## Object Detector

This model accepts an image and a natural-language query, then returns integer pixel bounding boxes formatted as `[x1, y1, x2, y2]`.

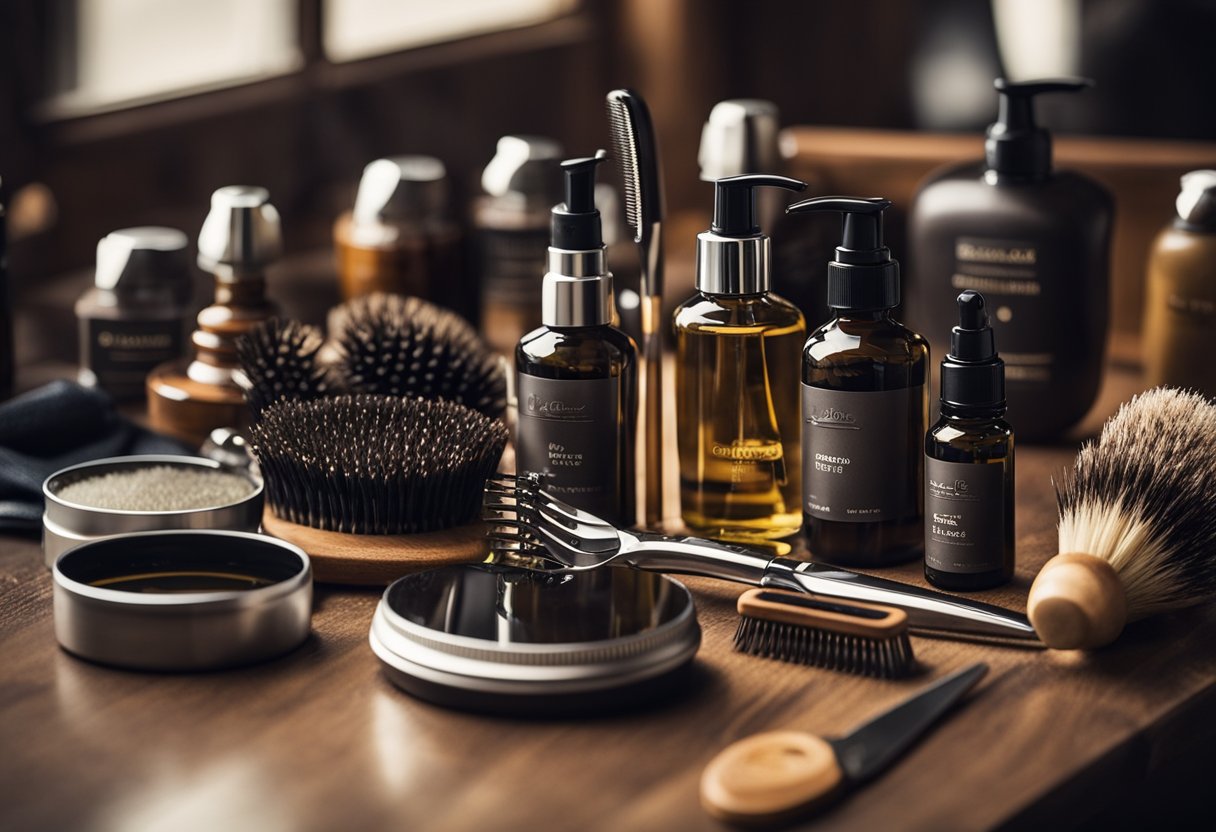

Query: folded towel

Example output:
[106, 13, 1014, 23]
[0, 381, 190, 532]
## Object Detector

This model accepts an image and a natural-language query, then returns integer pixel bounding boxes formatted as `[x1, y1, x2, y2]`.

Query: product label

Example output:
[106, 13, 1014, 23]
[801, 385, 921, 522]
[81, 317, 188, 397]
[924, 457, 1007, 574]
[516, 374, 621, 522]
[952, 235, 1053, 386]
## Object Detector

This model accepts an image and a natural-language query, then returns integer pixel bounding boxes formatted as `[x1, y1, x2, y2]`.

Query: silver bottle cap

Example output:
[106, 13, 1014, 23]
[695, 232, 771, 296]
[94, 226, 191, 302]
[542, 247, 613, 327]
[481, 135, 564, 204]
[698, 99, 781, 182]
[1177, 170, 1216, 228]
[353, 156, 448, 226]
[197, 186, 282, 273]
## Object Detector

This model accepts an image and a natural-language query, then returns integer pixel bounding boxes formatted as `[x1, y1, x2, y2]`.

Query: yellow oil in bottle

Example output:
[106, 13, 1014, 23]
[674, 294, 804, 541]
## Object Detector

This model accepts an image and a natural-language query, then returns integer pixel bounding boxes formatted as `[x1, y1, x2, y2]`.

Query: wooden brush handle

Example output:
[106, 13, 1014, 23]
[1027, 553, 1128, 649]
[262, 508, 488, 586]
[737, 589, 909, 638]
[700, 730, 845, 826]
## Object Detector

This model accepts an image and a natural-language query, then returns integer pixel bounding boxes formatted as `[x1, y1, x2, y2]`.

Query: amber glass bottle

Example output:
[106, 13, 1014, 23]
[790, 197, 928, 568]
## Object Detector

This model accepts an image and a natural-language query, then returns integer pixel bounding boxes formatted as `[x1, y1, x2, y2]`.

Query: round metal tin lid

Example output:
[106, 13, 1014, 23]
[370, 564, 700, 700]
[53, 530, 312, 671]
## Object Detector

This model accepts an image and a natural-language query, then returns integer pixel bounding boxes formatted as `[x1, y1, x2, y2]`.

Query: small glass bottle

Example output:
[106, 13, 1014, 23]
[674, 174, 807, 543]
[790, 197, 929, 568]
[516, 151, 638, 527]
[924, 291, 1015, 590]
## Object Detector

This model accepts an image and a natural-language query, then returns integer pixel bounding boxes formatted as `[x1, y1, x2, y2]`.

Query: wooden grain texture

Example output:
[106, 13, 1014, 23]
[2, 364, 1216, 832]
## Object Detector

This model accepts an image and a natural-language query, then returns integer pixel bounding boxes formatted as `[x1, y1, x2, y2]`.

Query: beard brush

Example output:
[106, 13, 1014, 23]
[251, 394, 508, 584]
[607, 88, 666, 527]
[1028, 387, 1216, 649]
[330, 292, 506, 419]
[235, 318, 337, 417]
[733, 589, 916, 679]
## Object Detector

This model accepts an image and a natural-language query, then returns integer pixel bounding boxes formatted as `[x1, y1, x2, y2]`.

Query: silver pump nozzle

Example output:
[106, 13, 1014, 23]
[197, 186, 282, 274]
[94, 226, 191, 302]
[353, 156, 448, 226]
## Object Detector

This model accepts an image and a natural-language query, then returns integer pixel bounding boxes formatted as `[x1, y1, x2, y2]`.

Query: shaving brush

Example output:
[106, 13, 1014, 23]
[235, 318, 336, 417]
[1028, 388, 1216, 649]
[331, 293, 506, 419]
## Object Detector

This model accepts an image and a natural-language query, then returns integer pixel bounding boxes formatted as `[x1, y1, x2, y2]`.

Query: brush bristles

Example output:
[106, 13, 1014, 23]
[236, 318, 335, 417]
[733, 617, 915, 679]
[250, 394, 507, 535]
[1056, 387, 1216, 618]
[332, 293, 507, 419]
[606, 96, 641, 232]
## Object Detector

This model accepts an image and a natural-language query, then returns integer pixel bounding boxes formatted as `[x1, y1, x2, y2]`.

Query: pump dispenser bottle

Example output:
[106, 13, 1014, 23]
[925, 291, 1014, 591]
[674, 174, 807, 543]
[909, 78, 1112, 441]
[790, 197, 928, 567]
[516, 151, 637, 527]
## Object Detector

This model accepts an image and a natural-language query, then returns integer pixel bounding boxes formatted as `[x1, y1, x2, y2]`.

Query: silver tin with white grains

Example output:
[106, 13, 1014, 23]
[53, 530, 311, 671]
[42, 454, 263, 567]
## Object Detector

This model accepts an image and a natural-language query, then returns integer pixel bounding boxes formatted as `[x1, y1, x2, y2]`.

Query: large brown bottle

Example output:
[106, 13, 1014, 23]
[1144, 170, 1216, 396]
[908, 79, 1112, 441]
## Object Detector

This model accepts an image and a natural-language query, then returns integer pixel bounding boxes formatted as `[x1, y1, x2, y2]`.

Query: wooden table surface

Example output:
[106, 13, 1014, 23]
[3, 363, 1216, 832]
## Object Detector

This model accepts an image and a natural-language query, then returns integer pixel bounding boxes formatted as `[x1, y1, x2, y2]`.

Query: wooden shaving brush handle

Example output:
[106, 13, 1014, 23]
[1028, 553, 1128, 649]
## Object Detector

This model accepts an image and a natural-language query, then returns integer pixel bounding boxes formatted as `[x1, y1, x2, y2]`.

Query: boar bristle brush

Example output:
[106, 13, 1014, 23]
[235, 318, 336, 417]
[1028, 387, 1216, 649]
[251, 394, 508, 584]
[331, 293, 506, 419]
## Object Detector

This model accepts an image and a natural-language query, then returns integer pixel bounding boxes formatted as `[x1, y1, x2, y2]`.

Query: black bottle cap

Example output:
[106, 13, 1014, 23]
[785, 196, 898, 310]
[940, 291, 1005, 410]
[711, 174, 806, 236]
[551, 150, 608, 251]
[986, 78, 1092, 178]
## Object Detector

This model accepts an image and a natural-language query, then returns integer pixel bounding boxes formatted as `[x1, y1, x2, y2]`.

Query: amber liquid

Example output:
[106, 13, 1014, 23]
[675, 293, 804, 541]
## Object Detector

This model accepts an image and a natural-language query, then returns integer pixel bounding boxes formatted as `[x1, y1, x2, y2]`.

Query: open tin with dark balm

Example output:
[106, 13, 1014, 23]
[370, 564, 701, 716]
[53, 530, 312, 671]
[42, 455, 263, 567]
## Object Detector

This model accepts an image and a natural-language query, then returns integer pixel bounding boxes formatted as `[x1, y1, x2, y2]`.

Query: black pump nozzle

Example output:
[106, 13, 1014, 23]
[785, 196, 898, 310]
[711, 174, 806, 236]
[941, 291, 1005, 410]
[551, 149, 609, 250]
[986, 77, 1092, 178]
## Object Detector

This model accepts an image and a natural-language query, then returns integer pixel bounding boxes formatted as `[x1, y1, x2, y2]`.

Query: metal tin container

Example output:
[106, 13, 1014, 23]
[42, 455, 263, 567]
[53, 530, 311, 671]
[370, 564, 701, 715]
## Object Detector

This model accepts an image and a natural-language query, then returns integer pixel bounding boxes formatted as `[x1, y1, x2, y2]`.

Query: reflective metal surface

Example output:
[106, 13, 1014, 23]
[541, 247, 613, 327]
[53, 530, 312, 671]
[696, 231, 771, 295]
[197, 185, 282, 274]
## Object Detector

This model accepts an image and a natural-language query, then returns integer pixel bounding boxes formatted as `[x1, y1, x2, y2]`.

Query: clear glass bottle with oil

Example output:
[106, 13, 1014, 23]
[674, 174, 807, 543]
[789, 197, 928, 568]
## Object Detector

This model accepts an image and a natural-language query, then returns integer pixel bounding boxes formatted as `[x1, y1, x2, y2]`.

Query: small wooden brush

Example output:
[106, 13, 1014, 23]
[1029, 387, 1216, 649]
[733, 589, 916, 678]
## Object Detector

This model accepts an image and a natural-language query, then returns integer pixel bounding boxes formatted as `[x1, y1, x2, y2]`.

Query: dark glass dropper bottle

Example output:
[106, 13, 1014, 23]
[516, 151, 638, 527]
[924, 291, 1015, 590]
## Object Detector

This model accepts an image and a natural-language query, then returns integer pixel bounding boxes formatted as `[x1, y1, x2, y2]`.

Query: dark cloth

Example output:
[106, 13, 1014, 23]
[0, 381, 191, 532]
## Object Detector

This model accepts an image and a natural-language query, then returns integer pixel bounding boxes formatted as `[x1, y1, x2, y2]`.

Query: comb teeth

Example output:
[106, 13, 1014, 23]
[732, 590, 916, 679]
[606, 96, 641, 231]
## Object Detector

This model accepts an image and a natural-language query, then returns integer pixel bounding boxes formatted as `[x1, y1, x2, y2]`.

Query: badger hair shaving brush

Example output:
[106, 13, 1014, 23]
[1028, 388, 1216, 649]
[148, 186, 281, 444]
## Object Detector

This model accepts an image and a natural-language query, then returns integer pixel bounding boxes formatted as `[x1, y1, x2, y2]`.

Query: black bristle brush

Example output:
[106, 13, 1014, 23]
[251, 394, 508, 583]
[733, 589, 916, 679]
[331, 293, 507, 419]
[1029, 387, 1216, 649]
[235, 318, 336, 417]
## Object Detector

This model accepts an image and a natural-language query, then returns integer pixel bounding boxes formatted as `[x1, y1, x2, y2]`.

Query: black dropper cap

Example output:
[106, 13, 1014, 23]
[940, 291, 1005, 411]
[711, 174, 806, 236]
[785, 196, 898, 310]
[551, 150, 608, 251]
[985, 78, 1093, 179]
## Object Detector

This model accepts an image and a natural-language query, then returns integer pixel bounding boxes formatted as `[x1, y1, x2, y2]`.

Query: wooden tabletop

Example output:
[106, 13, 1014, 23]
[3, 363, 1216, 832]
